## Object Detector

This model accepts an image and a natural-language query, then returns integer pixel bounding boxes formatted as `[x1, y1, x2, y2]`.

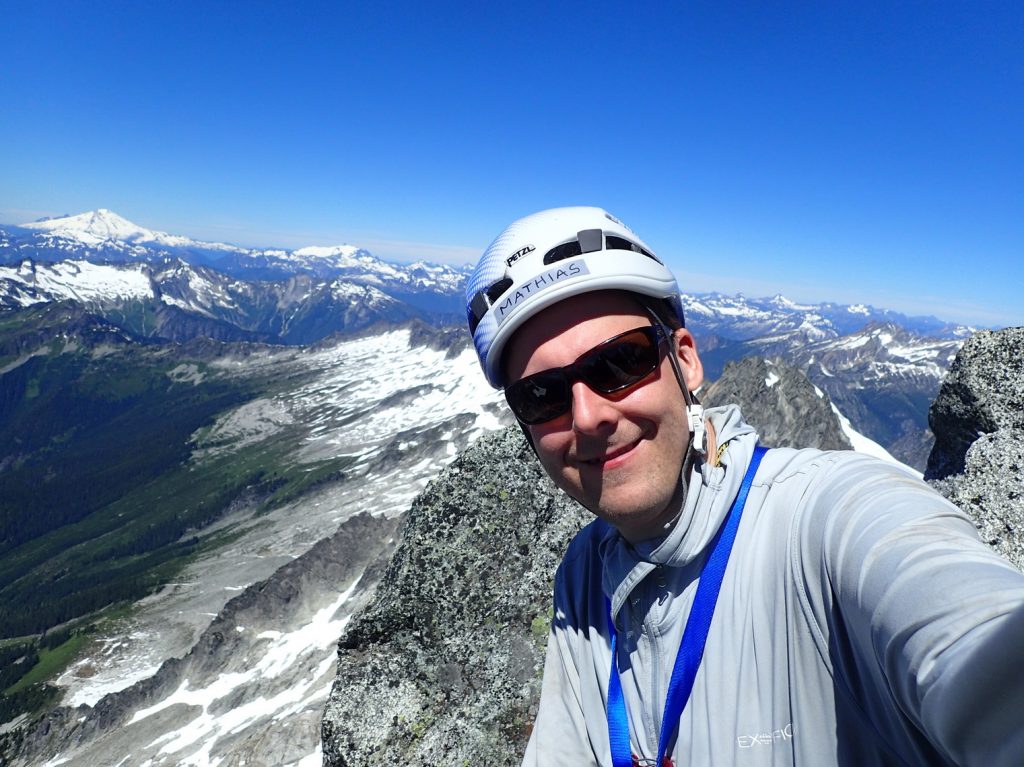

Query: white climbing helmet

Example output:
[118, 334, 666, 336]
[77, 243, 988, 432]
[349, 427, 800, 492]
[466, 206, 684, 388]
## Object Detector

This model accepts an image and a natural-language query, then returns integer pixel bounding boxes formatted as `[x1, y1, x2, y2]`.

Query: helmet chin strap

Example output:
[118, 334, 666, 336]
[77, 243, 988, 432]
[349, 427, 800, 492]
[649, 313, 707, 458]
[667, 350, 707, 457]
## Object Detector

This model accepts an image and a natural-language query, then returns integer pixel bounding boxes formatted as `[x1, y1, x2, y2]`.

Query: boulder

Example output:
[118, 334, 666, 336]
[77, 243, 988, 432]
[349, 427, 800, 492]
[926, 327, 1024, 480]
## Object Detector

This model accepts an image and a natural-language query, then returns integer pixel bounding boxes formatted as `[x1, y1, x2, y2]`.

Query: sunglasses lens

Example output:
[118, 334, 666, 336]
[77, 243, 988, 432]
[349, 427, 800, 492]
[506, 370, 571, 425]
[579, 329, 660, 392]
[505, 326, 665, 425]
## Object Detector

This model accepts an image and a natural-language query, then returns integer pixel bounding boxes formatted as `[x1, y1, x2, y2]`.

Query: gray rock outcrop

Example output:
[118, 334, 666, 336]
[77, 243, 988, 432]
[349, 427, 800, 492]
[703, 356, 852, 450]
[321, 427, 589, 766]
[927, 327, 1024, 570]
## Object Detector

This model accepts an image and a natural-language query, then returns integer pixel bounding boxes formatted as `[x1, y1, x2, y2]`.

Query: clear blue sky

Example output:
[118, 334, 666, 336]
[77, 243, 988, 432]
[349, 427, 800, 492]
[2, 1, 1021, 327]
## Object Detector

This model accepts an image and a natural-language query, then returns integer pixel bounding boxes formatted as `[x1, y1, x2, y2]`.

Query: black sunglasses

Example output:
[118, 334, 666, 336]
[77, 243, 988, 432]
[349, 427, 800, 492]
[505, 324, 669, 425]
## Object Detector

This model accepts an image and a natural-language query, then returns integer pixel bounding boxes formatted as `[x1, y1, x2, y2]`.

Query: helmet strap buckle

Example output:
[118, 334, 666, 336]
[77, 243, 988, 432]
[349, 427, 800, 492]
[687, 403, 707, 456]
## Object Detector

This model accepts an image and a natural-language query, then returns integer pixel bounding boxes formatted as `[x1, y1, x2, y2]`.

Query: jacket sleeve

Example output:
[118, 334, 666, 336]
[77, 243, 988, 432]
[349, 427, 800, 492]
[522, 564, 602, 767]
[804, 456, 1024, 766]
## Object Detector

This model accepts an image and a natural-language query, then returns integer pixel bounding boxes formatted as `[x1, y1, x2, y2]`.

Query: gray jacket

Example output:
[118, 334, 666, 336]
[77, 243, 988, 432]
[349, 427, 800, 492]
[523, 405, 1024, 766]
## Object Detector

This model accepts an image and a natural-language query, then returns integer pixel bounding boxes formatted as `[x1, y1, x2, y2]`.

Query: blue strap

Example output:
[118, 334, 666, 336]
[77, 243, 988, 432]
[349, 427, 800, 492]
[607, 445, 768, 766]
[606, 624, 633, 767]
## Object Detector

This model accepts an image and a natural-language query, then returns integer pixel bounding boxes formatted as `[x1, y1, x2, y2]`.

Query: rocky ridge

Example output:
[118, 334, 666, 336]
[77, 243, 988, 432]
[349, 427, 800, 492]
[4, 512, 400, 767]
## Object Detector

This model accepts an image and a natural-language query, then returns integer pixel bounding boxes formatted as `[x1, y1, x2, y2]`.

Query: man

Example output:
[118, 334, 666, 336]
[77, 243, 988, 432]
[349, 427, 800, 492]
[466, 207, 1024, 766]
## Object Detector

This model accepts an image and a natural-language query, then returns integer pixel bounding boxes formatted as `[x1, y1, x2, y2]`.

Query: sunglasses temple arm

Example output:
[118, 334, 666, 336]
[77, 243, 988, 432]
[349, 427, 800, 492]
[517, 420, 541, 461]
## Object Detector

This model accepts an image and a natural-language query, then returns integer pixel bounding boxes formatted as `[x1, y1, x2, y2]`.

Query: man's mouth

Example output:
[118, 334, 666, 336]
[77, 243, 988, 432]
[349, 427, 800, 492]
[579, 438, 642, 468]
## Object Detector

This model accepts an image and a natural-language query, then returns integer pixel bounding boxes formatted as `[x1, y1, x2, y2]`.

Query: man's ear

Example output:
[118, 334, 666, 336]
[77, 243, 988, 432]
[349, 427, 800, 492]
[673, 328, 704, 393]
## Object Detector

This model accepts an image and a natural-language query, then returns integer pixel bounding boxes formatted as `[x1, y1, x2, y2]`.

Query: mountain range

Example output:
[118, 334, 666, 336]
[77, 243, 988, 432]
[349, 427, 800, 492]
[0, 208, 1002, 766]
[0, 209, 969, 470]
[1, 208, 469, 303]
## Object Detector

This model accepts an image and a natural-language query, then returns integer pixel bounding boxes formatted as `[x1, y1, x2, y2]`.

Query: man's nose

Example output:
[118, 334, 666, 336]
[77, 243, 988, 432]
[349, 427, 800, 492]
[570, 380, 617, 434]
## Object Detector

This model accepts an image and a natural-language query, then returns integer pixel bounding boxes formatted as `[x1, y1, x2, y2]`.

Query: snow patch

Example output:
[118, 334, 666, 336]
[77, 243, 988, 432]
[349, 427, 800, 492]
[0, 260, 152, 303]
[830, 403, 922, 478]
[129, 580, 359, 763]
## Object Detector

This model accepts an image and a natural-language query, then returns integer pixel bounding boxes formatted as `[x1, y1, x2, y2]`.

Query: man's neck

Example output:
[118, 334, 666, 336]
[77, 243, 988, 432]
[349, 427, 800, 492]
[618, 418, 720, 545]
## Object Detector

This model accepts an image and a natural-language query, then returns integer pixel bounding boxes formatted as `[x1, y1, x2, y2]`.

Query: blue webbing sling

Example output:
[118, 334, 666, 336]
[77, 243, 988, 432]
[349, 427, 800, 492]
[606, 445, 768, 767]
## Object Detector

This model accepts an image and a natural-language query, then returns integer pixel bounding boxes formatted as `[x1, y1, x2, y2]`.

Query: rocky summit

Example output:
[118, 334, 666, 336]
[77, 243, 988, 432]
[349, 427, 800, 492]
[322, 427, 589, 766]
[927, 327, 1024, 570]
[702, 355, 851, 451]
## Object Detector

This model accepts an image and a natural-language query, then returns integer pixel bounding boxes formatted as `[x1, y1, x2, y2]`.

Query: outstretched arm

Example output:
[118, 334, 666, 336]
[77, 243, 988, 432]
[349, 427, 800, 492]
[805, 457, 1024, 765]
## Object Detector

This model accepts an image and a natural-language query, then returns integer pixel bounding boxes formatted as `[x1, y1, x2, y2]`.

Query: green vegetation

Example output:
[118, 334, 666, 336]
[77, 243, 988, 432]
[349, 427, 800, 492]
[0, 682, 59, 726]
[0, 310, 355, 640]
[6, 633, 90, 694]
[0, 625, 95, 724]
[0, 305, 364, 726]
[530, 614, 550, 641]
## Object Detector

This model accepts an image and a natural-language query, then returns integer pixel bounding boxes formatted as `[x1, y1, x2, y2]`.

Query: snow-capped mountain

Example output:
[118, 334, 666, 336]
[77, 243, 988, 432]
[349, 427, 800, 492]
[688, 317, 963, 469]
[794, 322, 963, 467]
[799, 322, 961, 385]
[1, 209, 470, 303]
[682, 291, 972, 342]
[20, 209, 231, 252]
[0, 259, 421, 343]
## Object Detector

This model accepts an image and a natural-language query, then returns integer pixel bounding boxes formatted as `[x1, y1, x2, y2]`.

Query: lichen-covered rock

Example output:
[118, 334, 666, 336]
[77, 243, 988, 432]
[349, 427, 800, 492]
[703, 356, 851, 451]
[932, 429, 1024, 571]
[926, 328, 1024, 480]
[321, 426, 589, 766]
[926, 327, 1024, 571]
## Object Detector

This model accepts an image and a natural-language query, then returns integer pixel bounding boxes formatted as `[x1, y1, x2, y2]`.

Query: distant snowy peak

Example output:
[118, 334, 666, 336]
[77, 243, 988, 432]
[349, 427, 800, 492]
[21, 209, 201, 250]
[291, 245, 362, 259]
[768, 294, 817, 312]
[803, 320, 962, 381]
[285, 246, 395, 274]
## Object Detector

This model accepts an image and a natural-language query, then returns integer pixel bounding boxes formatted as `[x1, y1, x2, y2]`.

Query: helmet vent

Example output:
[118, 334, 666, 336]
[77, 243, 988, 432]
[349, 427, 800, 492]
[605, 235, 661, 264]
[542, 232, 662, 266]
[577, 228, 603, 253]
[543, 239, 583, 265]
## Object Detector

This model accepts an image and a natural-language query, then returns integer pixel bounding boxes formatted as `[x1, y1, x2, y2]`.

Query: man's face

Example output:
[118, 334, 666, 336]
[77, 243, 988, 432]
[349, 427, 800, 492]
[503, 291, 703, 542]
